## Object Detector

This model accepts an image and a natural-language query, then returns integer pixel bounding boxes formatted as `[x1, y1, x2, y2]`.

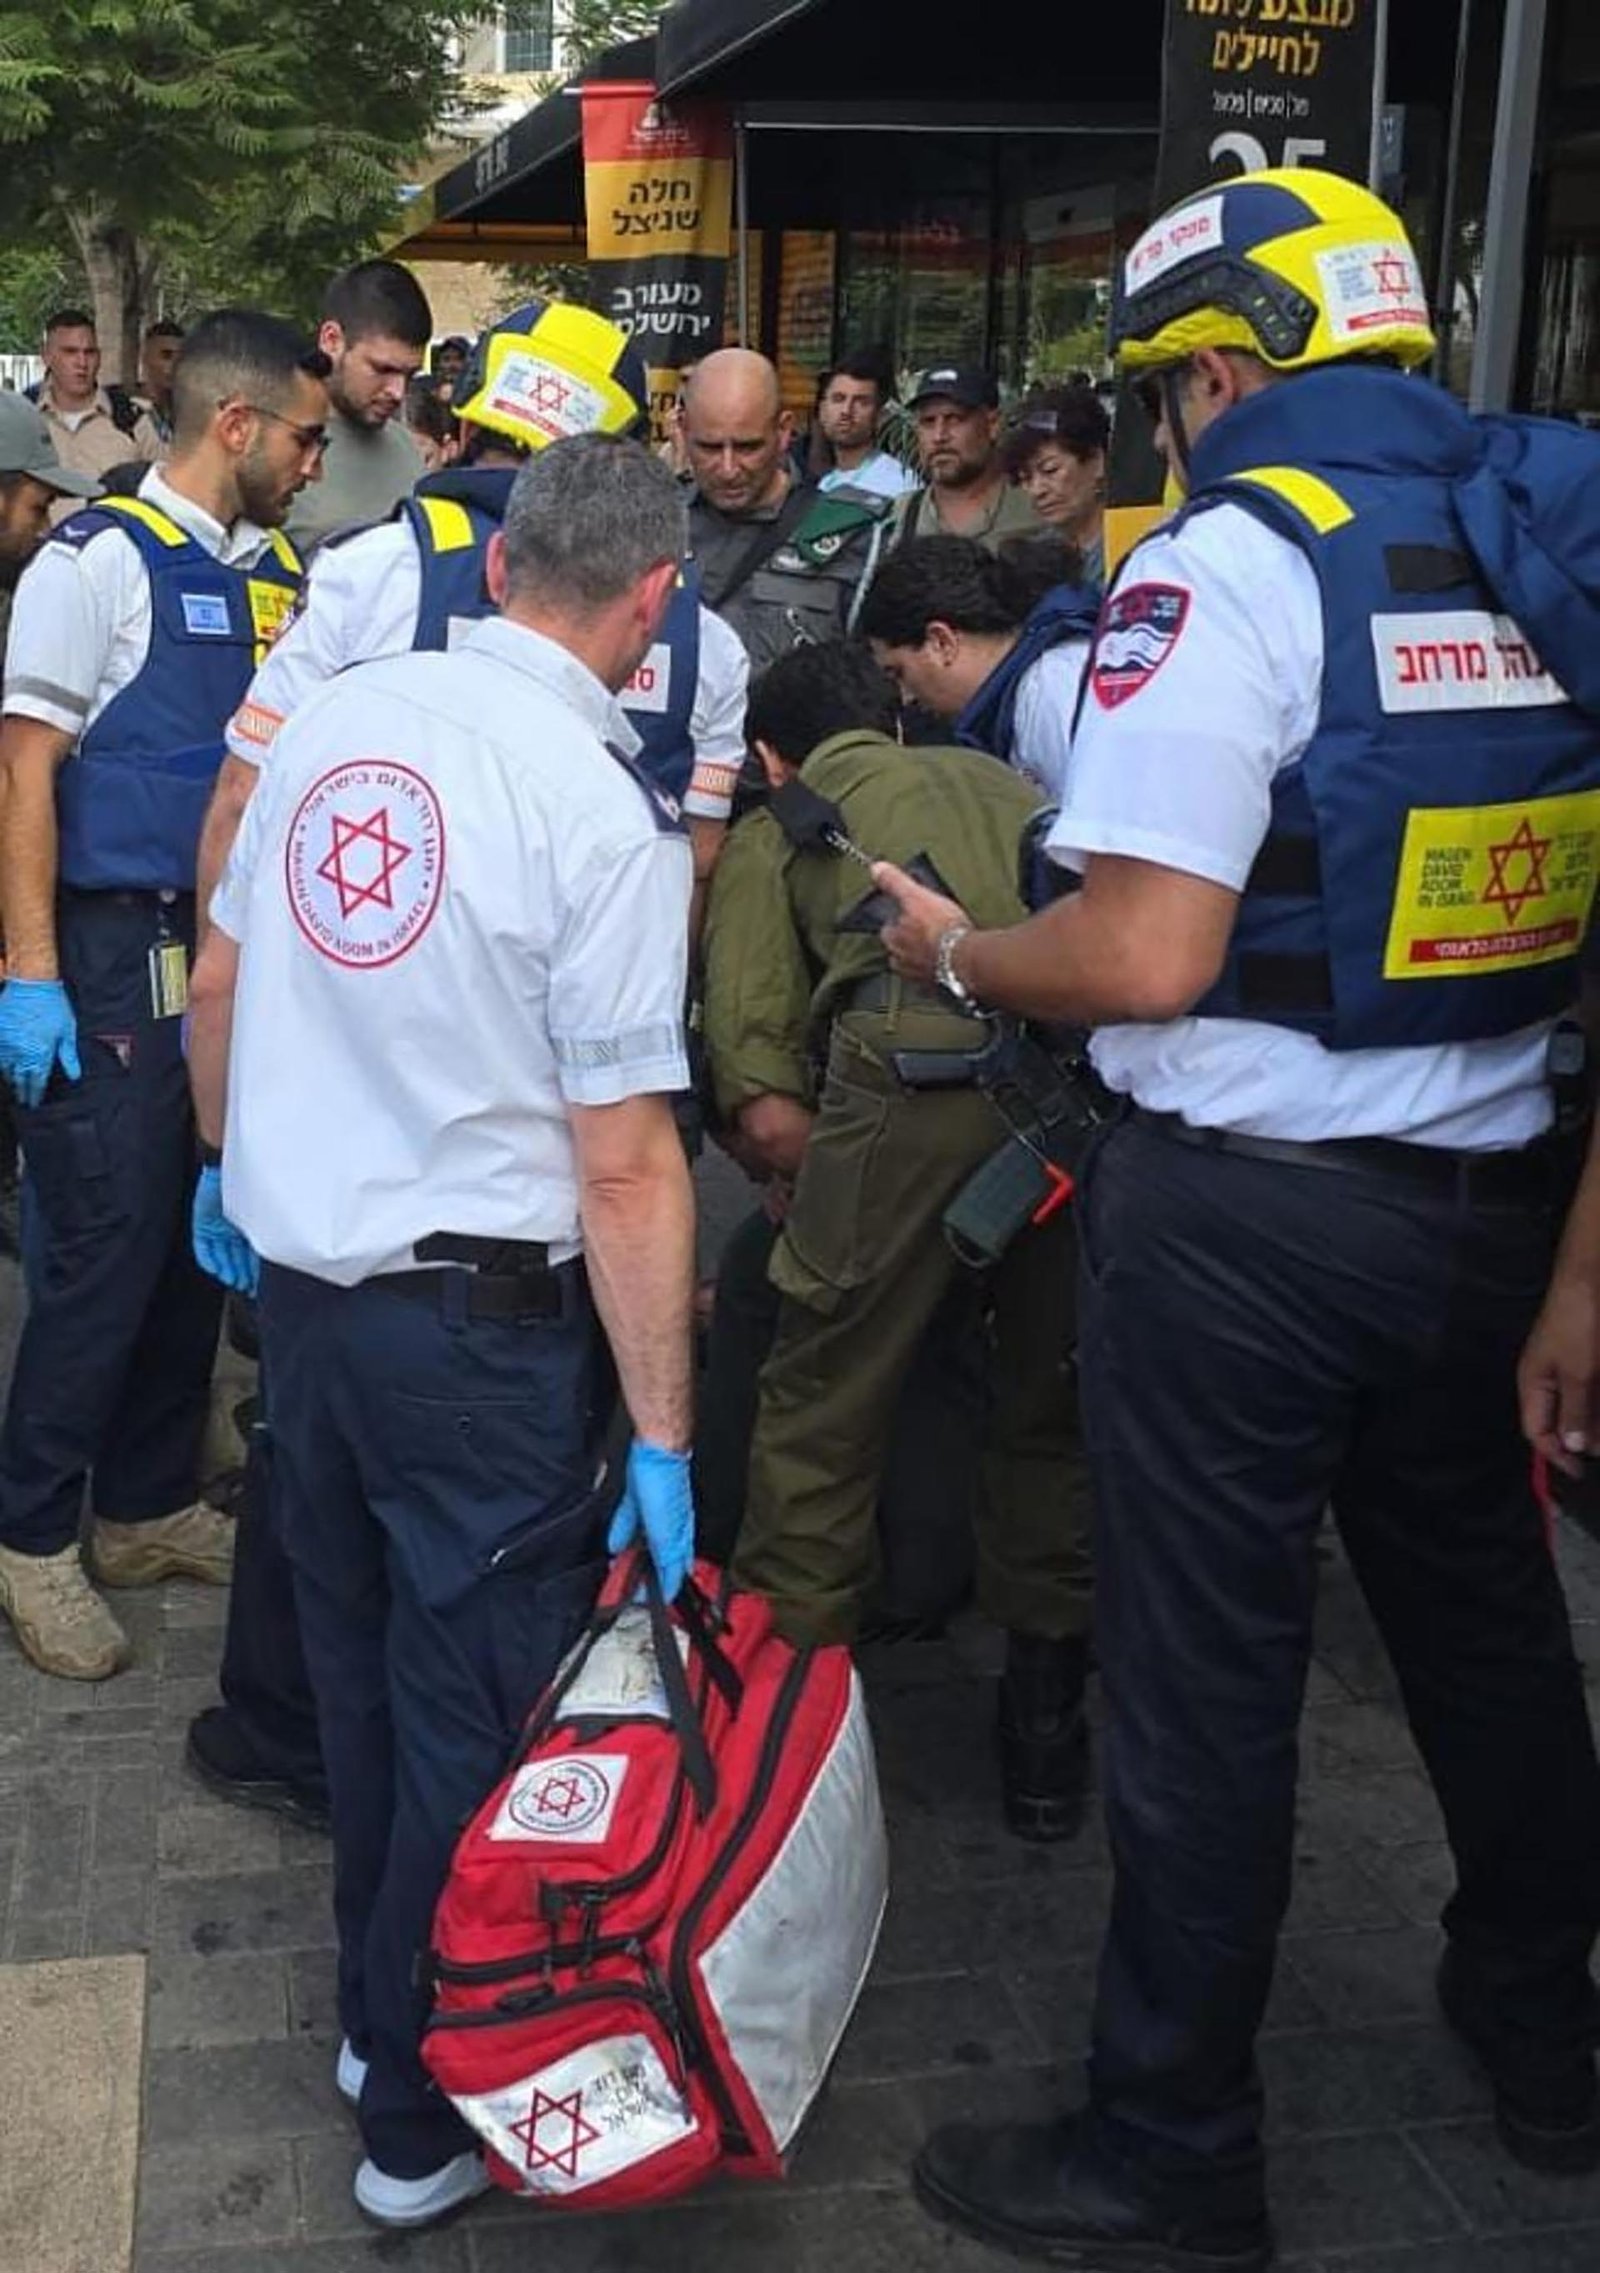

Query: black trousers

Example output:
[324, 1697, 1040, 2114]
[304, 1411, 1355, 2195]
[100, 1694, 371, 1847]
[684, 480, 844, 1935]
[215, 1375, 325, 1791]
[1076, 1116, 1600, 2209]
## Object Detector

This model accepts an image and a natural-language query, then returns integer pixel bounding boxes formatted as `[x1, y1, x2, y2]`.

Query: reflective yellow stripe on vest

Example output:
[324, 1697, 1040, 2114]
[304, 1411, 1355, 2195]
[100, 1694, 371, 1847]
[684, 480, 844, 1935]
[1227, 465, 1355, 537]
[415, 496, 475, 554]
[266, 528, 302, 576]
[100, 495, 189, 547]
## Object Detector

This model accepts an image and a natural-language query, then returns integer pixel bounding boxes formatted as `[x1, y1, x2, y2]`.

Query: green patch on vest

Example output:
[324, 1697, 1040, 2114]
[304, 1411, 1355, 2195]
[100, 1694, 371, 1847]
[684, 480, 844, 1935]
[769, 490, 890, 575]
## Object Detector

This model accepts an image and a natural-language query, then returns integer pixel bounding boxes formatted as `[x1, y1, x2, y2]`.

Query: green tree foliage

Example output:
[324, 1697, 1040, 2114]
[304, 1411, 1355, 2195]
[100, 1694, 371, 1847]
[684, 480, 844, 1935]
[0, 0, 468, 371]
[561, 0, 663, 67]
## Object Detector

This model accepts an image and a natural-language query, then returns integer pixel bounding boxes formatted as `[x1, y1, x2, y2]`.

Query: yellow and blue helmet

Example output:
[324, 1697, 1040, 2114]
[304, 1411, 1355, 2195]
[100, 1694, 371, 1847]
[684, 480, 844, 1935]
[452, 299, 650, 453]
[1112, 167, 1436, 377]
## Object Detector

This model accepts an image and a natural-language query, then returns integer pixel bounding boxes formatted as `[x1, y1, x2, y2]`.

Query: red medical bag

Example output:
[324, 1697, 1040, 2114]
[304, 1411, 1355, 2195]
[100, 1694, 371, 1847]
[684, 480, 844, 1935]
[422, 1559, 887, 2208]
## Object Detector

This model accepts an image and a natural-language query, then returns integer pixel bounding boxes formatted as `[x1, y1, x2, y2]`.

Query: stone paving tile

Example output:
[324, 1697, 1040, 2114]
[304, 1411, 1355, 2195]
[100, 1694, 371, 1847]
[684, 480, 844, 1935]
[1322, 2236, 1600, 2271]
[466, 2187, 1002, 2273]
[832, 1973, 1043, 2084]
[1260, 2021, 1489, 2139]
[144, 2035, 346, 2147]
[134, 2136, 297, 2256]
[147, 1951, 290, 2050]
[1405, 2119, 1600, 2236]
[1296, 1765, 1447, 1850]
[140, 2239, 469, 2272]
[157, 1801, 284, 1877]
[1282, 1925, 1446, 2027]
[1268, 2132, 1465, 2257]
[153, 1863, 336, 1958]
[286, 1943, 342, 2043]
[1357, 1841, 1461, 1929]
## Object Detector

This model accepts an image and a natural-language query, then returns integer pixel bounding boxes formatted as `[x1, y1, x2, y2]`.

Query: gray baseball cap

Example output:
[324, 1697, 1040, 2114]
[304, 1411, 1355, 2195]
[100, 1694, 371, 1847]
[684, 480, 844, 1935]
[0, 390, 101, 497]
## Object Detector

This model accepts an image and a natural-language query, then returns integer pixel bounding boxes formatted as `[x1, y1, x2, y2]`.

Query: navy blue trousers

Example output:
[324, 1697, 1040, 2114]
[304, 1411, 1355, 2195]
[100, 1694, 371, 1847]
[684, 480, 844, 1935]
[1076, 1116, 1600, 2217]
[0, 888, 221, 1553]
[259, 1260, 607, 2178]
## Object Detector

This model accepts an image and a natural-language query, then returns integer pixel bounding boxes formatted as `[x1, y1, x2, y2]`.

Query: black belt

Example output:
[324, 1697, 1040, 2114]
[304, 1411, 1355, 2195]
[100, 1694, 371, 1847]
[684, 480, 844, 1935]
[377, 1232, 570, 1323]
[1126, 1105, 1560, 1203]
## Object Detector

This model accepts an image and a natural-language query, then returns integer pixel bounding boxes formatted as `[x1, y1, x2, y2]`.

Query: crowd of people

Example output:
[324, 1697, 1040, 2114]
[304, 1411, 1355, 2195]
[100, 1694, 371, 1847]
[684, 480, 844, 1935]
[2, 160, 1600, 2272]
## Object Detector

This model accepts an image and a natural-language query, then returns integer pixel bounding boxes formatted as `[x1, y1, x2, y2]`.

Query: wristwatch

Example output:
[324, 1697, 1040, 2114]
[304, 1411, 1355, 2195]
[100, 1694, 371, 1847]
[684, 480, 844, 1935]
[934, 924, 976, 1007]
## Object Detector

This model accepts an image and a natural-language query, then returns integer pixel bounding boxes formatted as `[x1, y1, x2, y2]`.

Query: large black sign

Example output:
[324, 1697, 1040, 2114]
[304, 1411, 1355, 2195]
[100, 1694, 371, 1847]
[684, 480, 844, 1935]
[1105, 0, 1384, 570]
[1157, 0, 1381, 205]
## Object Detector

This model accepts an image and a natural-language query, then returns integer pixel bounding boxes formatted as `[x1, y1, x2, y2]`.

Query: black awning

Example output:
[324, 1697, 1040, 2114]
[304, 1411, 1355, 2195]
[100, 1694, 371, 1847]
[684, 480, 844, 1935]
[656, 0, 819, 99]
[656, 0, 1165, 104]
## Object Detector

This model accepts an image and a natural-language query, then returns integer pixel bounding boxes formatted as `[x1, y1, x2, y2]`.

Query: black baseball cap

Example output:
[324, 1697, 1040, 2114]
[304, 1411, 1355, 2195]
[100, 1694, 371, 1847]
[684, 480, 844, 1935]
[907, 365, 1000, 411]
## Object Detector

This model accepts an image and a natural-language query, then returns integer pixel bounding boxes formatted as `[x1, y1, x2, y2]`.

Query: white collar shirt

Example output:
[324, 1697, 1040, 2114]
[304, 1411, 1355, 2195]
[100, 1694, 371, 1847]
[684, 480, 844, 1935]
[226, 519, 750, 824]
[1045, 502, 1553, 1151]
[212, 617, 693, 1286]
[2, 467, 279, 742]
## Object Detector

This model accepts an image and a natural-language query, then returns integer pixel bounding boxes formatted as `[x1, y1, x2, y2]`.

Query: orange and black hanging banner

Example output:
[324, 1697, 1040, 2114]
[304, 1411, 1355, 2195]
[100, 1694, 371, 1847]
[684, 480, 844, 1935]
[581, 82, 734, 444]
[1105, 0, 1384, 577]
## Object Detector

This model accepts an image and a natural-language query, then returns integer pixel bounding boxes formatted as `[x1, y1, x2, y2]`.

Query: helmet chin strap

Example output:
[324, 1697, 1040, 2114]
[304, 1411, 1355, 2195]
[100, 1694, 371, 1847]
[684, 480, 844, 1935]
[1159, 368, 1194, 486]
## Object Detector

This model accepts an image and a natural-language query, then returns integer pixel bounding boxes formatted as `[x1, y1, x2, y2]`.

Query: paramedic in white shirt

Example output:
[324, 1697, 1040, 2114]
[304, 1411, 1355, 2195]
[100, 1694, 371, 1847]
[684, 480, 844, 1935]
[187, 433, 699, 2234]
[871, 167, 1600, 2270]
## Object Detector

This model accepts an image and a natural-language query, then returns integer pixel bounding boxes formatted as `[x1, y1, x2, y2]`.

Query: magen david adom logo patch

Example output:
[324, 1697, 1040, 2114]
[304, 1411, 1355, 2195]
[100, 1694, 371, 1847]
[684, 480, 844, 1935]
[285, 760, 445, 970]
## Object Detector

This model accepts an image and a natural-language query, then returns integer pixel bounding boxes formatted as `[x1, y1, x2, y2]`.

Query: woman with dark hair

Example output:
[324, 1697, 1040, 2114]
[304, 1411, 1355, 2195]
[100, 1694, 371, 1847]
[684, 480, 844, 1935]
[401, 376, 458, 473]
[857, 531, 1099, 799]
[1002, 385, 1110, 587]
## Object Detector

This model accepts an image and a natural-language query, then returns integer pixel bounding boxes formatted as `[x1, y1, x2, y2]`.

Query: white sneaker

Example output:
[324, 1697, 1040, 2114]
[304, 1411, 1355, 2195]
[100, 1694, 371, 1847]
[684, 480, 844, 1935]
[335, 2039, 368, 2107]
[354, 2150, 489, 2229]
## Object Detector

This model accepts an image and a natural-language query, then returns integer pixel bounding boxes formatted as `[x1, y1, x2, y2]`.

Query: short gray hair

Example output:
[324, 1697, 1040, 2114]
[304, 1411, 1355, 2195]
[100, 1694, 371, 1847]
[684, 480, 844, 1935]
[502, 433, 687, 612]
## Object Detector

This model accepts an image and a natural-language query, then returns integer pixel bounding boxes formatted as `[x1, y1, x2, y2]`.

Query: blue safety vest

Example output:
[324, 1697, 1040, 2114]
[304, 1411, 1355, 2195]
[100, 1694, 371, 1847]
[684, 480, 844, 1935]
[1173, 368, 1600, 1050]
[404, 466, 703, 807]
[50, 495, 302, 893]
[954, 583, 1101, 767]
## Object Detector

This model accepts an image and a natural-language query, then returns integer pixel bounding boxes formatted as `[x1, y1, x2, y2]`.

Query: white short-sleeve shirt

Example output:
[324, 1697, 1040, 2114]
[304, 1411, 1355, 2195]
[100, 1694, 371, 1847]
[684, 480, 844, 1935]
[227, 520, 749, 823]
[1045, 503, 1553, 1150]
[3, 468, 282, 740]
[214, 617, 693, 1285]
[1009, 639, 1090, 803]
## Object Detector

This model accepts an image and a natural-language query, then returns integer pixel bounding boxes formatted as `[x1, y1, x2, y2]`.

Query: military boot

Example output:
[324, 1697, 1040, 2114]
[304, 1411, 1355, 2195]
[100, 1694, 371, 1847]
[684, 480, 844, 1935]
[91, 1500, 235, 1588]
[0, 1542, 132, 1680]
[998, 1631, 1090, 1843]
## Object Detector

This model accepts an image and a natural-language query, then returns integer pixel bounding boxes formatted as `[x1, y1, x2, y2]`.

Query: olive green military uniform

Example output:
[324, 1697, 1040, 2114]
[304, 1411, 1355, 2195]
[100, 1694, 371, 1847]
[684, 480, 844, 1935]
[702, 727, 1092, 1648]
[690, 482, 891, 677]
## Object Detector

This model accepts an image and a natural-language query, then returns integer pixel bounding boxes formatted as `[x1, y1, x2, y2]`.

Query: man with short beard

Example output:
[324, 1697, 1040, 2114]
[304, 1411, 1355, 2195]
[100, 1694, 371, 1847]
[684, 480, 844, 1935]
[0, 310, 328, 1683]
[286, 260, 429, 556]
[889, 366, 1041, 555]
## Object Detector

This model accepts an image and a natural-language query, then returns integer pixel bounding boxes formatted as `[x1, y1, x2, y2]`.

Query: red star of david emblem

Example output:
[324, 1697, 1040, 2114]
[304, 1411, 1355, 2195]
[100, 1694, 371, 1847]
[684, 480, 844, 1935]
[1371, 254, 1413, 301]
[531, 1773, 586, 1820]
[1482, 816, 1551, 926]
[531, 371, 571, 416]
[509, 2086, 600, 2178]
[316, 806, 412, 921]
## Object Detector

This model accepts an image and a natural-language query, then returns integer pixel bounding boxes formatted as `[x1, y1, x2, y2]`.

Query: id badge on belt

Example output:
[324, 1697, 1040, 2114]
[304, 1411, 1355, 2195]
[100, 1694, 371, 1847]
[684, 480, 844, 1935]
[148, 902, 190, 1021]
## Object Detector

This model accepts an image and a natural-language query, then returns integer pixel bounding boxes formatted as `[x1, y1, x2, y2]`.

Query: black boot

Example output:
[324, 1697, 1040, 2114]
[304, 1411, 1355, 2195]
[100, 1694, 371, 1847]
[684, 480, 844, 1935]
[998, 1630, 1090, 1843]
[1437, 1945, 1600, 2174]
[913, 2115, 1273, 2270]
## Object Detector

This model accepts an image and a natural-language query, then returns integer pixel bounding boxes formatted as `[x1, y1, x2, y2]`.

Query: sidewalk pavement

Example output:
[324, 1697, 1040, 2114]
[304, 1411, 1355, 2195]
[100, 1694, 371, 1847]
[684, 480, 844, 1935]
[5, 1523, 1600, 2272]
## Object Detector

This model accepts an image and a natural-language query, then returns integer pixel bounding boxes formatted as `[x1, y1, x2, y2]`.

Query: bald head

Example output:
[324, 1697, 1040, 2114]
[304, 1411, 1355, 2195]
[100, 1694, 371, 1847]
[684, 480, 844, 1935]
[684, 347, 793, 517]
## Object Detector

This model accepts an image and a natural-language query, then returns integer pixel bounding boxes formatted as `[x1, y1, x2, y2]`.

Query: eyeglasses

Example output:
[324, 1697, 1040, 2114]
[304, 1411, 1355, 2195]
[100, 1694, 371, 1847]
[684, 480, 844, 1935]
[238, 403, 329, 456]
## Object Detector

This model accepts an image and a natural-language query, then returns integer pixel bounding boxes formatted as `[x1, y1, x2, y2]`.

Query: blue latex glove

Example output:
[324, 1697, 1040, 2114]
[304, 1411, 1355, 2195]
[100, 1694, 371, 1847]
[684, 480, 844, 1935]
[192, 1164, 259, 1297]
[0, 978, 80, 1107]
[607, 1440, 695, 1602]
